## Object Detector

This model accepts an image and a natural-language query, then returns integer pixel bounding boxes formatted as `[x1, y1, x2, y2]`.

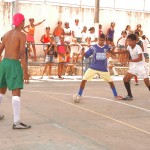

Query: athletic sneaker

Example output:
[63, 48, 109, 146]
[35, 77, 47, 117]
[122, 96, 133, 100]
[12, 121, 31, 129]
[0, 114, 4, 120]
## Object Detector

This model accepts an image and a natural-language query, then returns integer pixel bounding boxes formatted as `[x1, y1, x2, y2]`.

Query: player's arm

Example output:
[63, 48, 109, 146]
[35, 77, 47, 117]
[23, 25, 29, 33]
[20, 33, 30, 83]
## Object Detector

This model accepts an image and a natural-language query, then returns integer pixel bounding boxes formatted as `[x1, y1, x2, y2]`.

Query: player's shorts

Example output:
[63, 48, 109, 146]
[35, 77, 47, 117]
[0, 58, 23, 90]
[128, 63, 148, 79]
[83, 68, 112, 82]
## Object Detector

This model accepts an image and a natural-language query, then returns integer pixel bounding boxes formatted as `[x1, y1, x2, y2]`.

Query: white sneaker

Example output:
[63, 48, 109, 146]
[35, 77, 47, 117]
[73, 94, 81, 103]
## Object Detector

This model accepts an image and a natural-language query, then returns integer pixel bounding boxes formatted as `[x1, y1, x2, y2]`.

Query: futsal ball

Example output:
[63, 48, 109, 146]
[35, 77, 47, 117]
[73, 94, 80, 103]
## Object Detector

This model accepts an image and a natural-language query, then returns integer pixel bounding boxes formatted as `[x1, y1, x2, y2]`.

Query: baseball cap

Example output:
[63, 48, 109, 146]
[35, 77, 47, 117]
[12, 13, 25, 27]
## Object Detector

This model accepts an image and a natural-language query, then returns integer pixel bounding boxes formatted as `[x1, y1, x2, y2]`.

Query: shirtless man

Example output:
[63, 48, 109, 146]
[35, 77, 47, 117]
[0, 13, 31, 129]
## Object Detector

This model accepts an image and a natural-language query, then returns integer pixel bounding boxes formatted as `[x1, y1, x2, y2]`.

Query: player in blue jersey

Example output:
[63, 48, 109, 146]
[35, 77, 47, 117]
[73, 34, 122, 103]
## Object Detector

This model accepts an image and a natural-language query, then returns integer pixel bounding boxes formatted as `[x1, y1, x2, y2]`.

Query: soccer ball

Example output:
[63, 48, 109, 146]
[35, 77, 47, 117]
[73, 94, 80, 103]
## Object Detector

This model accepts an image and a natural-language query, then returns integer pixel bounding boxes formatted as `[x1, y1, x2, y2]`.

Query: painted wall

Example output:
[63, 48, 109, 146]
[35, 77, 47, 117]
[0, 2, 150, 56]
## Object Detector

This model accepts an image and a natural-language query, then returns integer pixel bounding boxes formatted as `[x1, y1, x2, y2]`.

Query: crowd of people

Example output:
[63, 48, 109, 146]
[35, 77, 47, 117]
[23, 18, 150, 79]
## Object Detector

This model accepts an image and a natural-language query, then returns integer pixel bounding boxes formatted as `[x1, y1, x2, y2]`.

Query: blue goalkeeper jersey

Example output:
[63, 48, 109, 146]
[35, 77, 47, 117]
[85, 44, 111, 72]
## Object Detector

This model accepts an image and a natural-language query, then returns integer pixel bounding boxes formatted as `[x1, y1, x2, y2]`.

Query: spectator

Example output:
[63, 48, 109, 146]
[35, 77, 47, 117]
[106, 22, 115, 41]
[99, 24, 103, 36]
[72, 19, 82, 43]
[125, 25, 133, 35]
[81, 26, 88, 43]
[24, 18, 45, 61]
[134, 24, 143, 37]
[53, 21, 64, 43]
[88, 27, 97, 44]
[40, 26, 53, 57]
[64, 22, 72, 44]
[40, 37, 56, 79]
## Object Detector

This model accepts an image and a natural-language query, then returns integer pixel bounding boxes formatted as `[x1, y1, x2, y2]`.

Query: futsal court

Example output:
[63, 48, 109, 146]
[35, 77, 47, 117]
[0, 76, 150, 150]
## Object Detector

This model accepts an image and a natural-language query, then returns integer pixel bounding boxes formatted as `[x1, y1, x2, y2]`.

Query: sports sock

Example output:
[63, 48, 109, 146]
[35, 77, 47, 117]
[124, 81, 133, 97]
[12, 96, 20, 124]
[78, 88, 83, 96]
[111, 87, 117, 97]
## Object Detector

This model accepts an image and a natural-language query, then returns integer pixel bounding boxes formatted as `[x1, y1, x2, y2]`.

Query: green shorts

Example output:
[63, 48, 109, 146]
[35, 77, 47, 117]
[0, 58, 23, 90]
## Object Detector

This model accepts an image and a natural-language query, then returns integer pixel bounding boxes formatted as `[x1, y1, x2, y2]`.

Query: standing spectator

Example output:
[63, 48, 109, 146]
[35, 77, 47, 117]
[57, 36, 68, 79]
[99, 24, 103, 36]
[117, 30, 128, 66]
[141, 35, 150, 60]
[81, 37, 92, 72]
[40, 26, 53, 57]
[40, 37, 56, 79]
[24, 18, 45, 61]
[70, 38, 82, 63]
[53, 21, 64, 44]
[125, 25, 133, 35]
[134, 24, 143, 37]
[72, 19, 82, 43]
[106, 22, 115, 41]
[64, 22, 72, 44]
[81, 26, 88, 43]
[0, 13, 31, 128]
[88, 27, 98, 45]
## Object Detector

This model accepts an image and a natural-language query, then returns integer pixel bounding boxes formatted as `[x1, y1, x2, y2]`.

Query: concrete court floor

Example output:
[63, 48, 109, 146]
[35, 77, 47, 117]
[0, 76, 150, 150]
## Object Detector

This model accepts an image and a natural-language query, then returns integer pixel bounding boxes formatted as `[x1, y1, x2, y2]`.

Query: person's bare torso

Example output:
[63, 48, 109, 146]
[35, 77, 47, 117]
[4, 29, 26, 60]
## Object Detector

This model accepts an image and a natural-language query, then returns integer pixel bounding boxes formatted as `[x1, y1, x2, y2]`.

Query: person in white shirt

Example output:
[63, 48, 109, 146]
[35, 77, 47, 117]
[88, 27, 97, 45]
[115, 34, 150, 100]
[141, 35, 150, 60]
[72, 19, 82, 43]
[81, 26, 88, 43]
[64, 22, 72, 44]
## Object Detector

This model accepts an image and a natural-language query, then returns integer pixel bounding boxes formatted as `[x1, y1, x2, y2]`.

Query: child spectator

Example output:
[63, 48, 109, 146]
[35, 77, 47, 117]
[57, 36, 68, 79]
[81, 26, 88, 43]
[106, 22, 115, 41]
[69, 38, 82, 63]
[40, 37, 57, 79]
[117, 30, 128, 66]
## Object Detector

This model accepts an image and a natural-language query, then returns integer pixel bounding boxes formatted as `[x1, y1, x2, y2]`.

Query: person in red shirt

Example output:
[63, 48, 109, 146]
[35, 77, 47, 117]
[40, 26, 53, 57]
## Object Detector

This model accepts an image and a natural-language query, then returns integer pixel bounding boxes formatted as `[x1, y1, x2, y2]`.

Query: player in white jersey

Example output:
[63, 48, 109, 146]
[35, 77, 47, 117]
[115, 34, 150, 100]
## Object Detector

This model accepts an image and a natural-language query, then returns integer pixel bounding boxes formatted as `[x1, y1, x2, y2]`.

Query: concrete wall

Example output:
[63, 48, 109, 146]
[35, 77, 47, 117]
[0, 2, 150, 56]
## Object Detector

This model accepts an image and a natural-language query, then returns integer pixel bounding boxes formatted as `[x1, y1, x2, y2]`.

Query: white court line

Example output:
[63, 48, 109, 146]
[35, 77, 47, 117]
[23, 90, 150, 112]
[24, 89, 150, 135]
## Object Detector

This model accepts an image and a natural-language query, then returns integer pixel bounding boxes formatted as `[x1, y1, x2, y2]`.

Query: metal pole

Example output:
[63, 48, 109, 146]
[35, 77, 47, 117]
[94, 0, 100, 37]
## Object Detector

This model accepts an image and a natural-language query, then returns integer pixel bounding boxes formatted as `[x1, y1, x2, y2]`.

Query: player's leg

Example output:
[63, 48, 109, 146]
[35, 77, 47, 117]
[12, 89, 31, 129]
[0, 87, 7, 120]
[123, 72, 135, 100]
[143, 78, 150, 91]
